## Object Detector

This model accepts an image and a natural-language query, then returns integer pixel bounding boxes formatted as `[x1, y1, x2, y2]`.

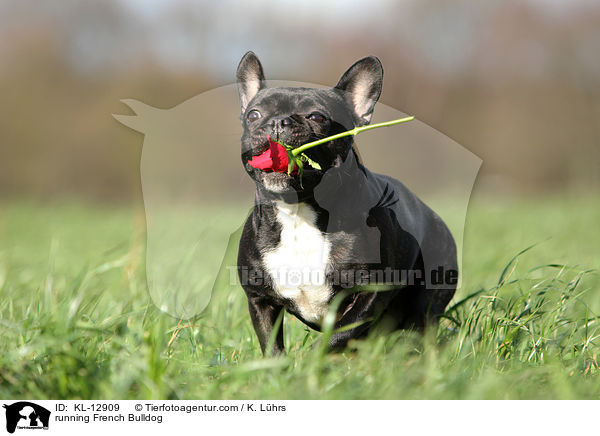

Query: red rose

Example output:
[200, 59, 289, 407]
[248, 135, 297, 173]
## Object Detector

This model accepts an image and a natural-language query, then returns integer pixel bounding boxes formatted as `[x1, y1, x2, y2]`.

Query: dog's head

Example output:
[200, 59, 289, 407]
[236, 51, 383, 198]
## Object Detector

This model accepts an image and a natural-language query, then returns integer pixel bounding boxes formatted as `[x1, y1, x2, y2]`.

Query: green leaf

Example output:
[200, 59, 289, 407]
[301, 153, 322, 170]
[297, 159, 304, 189]
[286, 150, 296, 176]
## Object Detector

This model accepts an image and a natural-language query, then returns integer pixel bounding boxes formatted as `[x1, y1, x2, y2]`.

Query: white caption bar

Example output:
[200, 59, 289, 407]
[0, 400, 594, 436]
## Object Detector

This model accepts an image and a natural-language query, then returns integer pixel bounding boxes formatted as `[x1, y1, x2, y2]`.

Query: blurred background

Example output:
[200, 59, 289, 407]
[1, 1, 600, 401]
[0, 0, 599, 202]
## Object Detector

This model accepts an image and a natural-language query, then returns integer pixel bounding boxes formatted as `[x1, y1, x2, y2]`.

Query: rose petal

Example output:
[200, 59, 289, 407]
[247, 150, 273, 170]
[268, 136, 290, 172]
[248, 135, 298, 174]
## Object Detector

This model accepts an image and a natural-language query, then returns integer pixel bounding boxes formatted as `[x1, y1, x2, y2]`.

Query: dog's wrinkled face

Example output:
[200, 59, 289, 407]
[241, 87, 353, 194]
[236, 52, 383, 197]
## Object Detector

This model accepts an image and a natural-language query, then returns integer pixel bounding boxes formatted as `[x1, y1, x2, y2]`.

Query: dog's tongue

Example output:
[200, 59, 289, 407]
[248, 135, 296, 173]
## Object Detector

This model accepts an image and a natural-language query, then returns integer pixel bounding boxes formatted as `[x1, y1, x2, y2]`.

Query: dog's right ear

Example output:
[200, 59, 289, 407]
[236, 51, 266, 114]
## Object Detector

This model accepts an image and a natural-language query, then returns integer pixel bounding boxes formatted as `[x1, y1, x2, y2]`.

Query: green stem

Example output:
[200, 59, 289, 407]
[291, 115, 414, 157]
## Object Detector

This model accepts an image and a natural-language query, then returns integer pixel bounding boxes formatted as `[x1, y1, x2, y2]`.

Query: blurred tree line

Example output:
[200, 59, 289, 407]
[0, 0, 598, 201]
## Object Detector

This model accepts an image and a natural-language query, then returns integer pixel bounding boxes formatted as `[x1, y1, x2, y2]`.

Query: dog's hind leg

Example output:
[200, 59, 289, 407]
[386, 283, 456, 330]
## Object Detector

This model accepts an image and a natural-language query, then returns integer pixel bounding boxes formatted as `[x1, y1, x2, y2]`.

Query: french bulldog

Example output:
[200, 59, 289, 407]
[236, 51, 457, 354]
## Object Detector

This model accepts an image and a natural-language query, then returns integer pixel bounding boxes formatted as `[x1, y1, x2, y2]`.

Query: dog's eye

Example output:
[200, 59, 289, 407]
[247, 110, 261, 123]
[308, 112, 326, 123]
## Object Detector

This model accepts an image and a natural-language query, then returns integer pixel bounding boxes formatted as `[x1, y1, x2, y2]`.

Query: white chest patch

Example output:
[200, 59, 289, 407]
[263, 201, 332, 324]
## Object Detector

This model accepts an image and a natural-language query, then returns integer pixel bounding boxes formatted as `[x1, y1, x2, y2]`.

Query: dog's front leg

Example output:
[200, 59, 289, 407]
[247, 294, 285, 356]
[327, 290, 397, 351]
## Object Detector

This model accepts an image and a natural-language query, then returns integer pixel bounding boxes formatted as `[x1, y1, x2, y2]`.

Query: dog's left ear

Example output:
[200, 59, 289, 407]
[236, 51, 266, 114]
[335, 56, 383, 126]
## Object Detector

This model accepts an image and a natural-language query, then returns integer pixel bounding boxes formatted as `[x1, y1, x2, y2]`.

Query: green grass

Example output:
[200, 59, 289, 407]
[0, 195, 598, 399]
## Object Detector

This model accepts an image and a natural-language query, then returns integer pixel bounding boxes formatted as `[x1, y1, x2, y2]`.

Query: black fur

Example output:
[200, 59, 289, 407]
[236, 52, 457, 355]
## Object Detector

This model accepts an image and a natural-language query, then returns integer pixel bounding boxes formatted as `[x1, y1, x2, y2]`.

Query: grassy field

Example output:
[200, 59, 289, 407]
[0, 195, 598, 399]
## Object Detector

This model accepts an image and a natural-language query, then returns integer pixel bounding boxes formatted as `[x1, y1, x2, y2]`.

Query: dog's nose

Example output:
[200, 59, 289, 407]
[270, 116, 293, 130]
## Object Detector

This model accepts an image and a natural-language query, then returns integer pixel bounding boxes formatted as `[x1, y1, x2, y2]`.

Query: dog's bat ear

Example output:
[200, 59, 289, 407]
[335, 56, 383, 126]
[236, 51, 266, 114]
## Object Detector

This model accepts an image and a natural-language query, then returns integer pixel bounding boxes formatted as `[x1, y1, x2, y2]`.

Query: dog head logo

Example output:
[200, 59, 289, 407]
[3, 402, 50, 433]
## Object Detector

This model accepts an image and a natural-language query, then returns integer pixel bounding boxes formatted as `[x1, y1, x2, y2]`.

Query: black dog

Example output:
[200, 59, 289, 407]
[236, 52, 457, 354]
